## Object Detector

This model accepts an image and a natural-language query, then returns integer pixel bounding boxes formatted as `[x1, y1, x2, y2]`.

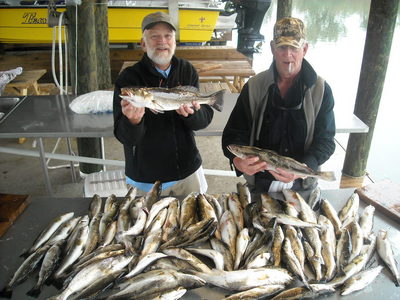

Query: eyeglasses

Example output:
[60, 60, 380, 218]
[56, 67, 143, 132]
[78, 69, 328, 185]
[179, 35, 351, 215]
[275, 45, 302, 54]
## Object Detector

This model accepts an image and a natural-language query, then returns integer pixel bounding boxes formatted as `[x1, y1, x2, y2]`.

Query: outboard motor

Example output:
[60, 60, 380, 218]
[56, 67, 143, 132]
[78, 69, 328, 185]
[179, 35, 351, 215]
[224, 0, 272, 58]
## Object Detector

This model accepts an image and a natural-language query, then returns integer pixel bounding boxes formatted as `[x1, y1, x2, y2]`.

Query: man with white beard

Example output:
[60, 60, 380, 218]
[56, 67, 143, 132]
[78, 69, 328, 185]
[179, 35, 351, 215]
[113, 11, 212, 196]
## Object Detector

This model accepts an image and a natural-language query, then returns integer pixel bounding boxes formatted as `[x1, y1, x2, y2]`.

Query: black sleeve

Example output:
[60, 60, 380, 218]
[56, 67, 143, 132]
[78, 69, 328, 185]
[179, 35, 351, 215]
[221, 84, 254, 166]
[112, 70, 146, 147]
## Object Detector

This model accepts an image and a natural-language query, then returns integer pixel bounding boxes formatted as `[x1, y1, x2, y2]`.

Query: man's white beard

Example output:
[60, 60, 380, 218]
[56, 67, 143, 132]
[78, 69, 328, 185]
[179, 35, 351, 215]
[147, 46, 175, 66]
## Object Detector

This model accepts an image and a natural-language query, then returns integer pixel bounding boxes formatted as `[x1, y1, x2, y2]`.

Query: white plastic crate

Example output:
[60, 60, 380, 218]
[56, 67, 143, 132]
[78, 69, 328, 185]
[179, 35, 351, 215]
[84, 169, 128, 197]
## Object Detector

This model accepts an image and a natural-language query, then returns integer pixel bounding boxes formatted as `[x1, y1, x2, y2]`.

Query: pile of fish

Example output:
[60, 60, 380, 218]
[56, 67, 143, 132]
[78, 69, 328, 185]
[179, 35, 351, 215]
[1, 182, 399, 300]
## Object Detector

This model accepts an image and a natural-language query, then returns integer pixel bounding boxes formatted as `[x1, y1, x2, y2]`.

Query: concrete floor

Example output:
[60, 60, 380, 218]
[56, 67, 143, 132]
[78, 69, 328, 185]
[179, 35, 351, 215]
[0, 133, 372, 198]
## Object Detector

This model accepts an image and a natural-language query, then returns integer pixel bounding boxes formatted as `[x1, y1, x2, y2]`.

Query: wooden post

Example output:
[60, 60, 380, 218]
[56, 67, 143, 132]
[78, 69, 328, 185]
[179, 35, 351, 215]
[66, 0, 104, 175]
[277, 0, 293, 20]
[76, 0, 98, 93]
[95, 0, 112, 90]
[342, 0, 399, 179]
[168, 0, 180, 41]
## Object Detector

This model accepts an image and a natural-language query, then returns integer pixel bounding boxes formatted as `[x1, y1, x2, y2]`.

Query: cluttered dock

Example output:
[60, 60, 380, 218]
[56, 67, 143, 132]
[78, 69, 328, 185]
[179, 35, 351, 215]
[1, 46, 253, 94]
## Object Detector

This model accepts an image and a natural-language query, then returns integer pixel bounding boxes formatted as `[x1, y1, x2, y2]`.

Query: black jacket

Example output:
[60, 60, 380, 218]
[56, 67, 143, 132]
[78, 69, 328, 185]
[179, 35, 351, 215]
[113, 54, 214, 183]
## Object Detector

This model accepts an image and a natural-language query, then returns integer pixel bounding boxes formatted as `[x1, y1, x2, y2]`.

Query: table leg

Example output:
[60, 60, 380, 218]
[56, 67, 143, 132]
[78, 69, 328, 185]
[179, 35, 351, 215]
[222, 76, 238, 93]
[32, 82, 40, 95]
[37, 138, 54, 197]
[66, 137, 77, 183]
[239, 77, 245, 91]
[233, 76, 240, 91]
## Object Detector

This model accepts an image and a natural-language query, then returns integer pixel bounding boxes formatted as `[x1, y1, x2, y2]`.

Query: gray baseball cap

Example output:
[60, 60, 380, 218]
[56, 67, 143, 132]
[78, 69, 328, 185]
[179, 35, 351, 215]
[141, 11, 176, 32]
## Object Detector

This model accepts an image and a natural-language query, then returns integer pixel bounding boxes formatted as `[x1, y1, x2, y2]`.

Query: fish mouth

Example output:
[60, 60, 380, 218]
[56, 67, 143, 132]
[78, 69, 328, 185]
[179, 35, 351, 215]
[227, 144, 239, 156]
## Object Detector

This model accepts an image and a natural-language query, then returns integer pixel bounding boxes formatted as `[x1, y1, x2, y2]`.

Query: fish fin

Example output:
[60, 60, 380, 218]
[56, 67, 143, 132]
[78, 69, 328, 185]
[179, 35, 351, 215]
[51, 277, 65, 290]
[26, 286, 41, 298]
[303, 278, 312, 290]
[173, 85, 200, 93]
[119, 95, 133, 100]
[319, 171, 336, 181]
[149, 108, 164, 114]
[208, 89, 226, 112]
[19, 252, 28, 258]
[363, 236, 373, 245]
[120, 95, 148, 107]
[0, 286, 12, 298]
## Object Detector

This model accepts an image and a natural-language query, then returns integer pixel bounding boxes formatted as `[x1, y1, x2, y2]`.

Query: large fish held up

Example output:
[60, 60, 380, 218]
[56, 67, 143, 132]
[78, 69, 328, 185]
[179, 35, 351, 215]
[120, 86, 226, 113]
[227, 144, 336, 181]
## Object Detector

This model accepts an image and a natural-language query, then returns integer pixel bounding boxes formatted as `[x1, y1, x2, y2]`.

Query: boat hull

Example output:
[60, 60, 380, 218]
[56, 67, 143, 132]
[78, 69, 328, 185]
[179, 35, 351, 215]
[0, 6, 220, 44]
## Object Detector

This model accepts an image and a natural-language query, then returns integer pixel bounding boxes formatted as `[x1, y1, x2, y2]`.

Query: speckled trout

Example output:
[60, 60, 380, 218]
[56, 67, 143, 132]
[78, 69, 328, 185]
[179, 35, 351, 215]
[227, 144, 336, 181]
[120, 86, 225, 112]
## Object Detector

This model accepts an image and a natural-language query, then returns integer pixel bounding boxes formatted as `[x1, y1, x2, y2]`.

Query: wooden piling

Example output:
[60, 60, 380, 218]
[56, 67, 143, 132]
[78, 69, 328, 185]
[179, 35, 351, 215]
[277, 0, 293, 20]
[95, 0, 112, 90]
[342, 0, 399, 178]
[67, 0, 105, 174]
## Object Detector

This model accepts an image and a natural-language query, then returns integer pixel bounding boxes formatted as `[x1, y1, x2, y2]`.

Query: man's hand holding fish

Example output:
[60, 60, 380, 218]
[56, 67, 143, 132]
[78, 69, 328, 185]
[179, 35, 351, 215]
[269, 167, 302, 183]
[175, 101, 201, 117]
[232, 154, 301, 183]
[121, 99, 145, 125]
[232, 156, 266, 176]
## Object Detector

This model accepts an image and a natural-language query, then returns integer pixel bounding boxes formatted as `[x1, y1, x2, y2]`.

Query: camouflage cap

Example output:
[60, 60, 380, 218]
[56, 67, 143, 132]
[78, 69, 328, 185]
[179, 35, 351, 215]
[273, 17, 306, 48]
[142, 11, 176, 32]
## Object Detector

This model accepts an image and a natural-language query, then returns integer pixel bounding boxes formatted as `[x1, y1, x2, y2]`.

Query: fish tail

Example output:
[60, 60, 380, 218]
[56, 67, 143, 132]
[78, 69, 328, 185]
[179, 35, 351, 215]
[51, 277, 65, 290]
[19, 249, 30, 258]
[26, 285, 41, 298]
[209, 89, 226, 112]
[319, 171, 336, 181]
[0, 286, 12, 298]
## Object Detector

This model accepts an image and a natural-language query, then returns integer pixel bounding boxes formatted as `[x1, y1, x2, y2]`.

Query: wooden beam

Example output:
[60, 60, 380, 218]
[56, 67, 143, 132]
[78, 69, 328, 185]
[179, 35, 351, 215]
[277, 0, 293, 20]
[95, 0, 112, 90]
[342, 0, 399, 177]
[73, 0, 103, 174]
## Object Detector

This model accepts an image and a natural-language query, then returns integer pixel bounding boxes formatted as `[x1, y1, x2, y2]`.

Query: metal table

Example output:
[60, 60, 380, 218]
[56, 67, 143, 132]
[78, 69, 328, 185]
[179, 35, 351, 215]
[0, 94, 114, 196]
[0, 93, 369, 138]
[0, 94, 369, 196]
[0, 188, 399, 299]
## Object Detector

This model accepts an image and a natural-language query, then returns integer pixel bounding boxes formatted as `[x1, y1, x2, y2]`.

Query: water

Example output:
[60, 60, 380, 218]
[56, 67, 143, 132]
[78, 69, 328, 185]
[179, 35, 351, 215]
[228, 0, 400, 184]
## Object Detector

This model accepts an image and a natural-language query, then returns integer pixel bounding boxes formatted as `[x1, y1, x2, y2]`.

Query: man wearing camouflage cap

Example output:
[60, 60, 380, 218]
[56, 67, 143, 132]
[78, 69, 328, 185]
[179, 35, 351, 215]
[113, 11, 212, 196]
[222, 17, 336, 194]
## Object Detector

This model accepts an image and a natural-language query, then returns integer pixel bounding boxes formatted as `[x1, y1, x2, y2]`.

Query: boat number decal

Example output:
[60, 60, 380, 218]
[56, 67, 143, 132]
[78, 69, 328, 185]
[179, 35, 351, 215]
[21, 12, 47, 25]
